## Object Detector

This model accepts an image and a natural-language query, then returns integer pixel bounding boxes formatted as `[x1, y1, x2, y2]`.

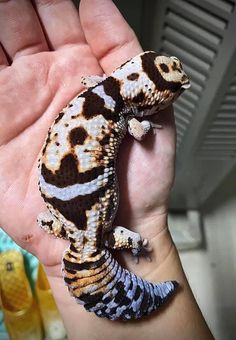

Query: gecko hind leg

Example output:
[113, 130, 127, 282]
[81, 74, 106, 88]
[103, 226, 152, 263]
[37, 211, 68, 240]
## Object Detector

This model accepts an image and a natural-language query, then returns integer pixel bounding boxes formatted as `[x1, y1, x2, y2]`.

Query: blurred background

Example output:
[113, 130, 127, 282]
[105, 0, 236, 339]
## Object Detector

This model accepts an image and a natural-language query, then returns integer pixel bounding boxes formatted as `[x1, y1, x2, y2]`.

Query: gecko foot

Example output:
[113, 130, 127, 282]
[132, 238, 153, 264]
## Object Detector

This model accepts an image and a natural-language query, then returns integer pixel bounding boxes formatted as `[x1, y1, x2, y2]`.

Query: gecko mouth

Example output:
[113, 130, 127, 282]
[181, 81, 191, 89]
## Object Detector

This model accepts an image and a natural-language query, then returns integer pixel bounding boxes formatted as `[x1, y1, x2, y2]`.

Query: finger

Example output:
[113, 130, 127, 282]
[79, 0, 142, 74]
[0, 0, 48, 61]
[34, 0, 86, 50]
[0, 44, 9, 70]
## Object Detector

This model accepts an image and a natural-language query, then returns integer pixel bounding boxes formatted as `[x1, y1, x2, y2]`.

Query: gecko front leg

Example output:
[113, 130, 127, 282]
[128, 118, 162, 141]
[37, 211, 68, 240]
[103, 226, 152, 263]
[81, 74, 106, 88]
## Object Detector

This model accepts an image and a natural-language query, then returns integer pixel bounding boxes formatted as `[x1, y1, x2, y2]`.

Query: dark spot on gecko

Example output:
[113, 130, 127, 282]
[64, 268, 76, 275]
[107, 159, 115, 169]
[65, 123, 69, 127]
[69, 127, 88, 146]
[60, 227, 67, 238]
[128, 237, 133, 247]
[134, 285, 142, 300]
[42, 178, 114, 232]
[113, 281, 128, 305]
[41, 153, 105, 187]
[101, 295, 113, 305]
[160, 63, 169, 73]
[66, 252, 77, 260]
[79, 292, 104, 305]
[69, 104, 73, 107]
[42, 134, 51, 155]
[99, 134, 110, 146]
[140, 288, 150, 313]
[133, 91, 145, 104]
[104, 230, 116, 248]
[181, 75, 188, 82]
[70, 243, 78, 253]
[102, 77, 124, 115]
[141, 52, 182, 92]
[81, 90, 120, 122]
[154, 293, 162, 306]
[64, 276, 77, 284]
[55, 111, 64, 124]
[110, 127, 120, 138]
[172, 61, 178, 71]
[121, 295, 132, 307]
[41, 220, 53, 228]
[172, 62, 182, 73]
[56, 142, 60, 146]
[138, 240, 142, 247]
[118, 56, 134, 69]
[127, 73, 139, 81]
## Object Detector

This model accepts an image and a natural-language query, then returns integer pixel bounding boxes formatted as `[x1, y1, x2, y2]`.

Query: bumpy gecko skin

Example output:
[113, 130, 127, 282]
[38, 51, 190, 320]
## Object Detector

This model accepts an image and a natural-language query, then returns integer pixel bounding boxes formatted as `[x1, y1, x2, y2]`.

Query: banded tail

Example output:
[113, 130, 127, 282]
[63, 245, 178, 320]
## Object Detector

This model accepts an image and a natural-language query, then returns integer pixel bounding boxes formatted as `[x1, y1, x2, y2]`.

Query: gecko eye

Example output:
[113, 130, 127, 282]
[159, 63, 169, 73]
[170, 56, 179, 62]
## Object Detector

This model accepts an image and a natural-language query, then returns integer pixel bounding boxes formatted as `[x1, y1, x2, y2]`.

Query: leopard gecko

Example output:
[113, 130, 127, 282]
[38, 51, 190, 321]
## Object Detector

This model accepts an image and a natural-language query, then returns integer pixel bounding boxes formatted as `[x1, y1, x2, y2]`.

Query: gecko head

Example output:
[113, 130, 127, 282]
[150, 55, 190, 111]
[155, 55, 190, 89]
[129, 52, 190, 115]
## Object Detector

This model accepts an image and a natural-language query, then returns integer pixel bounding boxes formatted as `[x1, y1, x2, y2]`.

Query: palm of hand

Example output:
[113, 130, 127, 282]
[0, 0, 175, 271]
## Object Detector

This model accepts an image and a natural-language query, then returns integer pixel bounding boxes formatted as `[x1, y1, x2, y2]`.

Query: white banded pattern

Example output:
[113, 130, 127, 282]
[39, 169, 112, 201]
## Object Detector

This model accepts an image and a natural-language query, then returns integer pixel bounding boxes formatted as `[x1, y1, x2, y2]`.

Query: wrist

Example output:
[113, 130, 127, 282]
[43, 216, 213, 340]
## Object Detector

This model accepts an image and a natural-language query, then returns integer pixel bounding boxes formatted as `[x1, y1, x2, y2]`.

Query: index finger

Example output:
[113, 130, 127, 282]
[79, 0, 142, 74]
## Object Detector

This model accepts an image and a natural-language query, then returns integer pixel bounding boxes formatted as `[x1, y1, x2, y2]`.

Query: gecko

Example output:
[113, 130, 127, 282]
[37, 51, 190, 321]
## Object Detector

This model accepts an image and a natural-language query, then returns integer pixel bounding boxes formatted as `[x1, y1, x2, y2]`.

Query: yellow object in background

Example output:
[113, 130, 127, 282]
[0, 250, 43, 340]
[36, 264, 67, 340]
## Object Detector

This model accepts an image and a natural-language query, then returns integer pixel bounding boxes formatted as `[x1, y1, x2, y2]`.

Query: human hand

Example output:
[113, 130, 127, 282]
[0, 2, 214, 339]
[0, 0, 175, 272]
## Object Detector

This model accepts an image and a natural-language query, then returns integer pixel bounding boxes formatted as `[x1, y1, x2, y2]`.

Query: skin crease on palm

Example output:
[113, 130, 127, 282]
[0, 0, 175, 278]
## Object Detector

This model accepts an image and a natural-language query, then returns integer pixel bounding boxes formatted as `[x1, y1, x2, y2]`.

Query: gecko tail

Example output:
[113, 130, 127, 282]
[62, 247, 178, 321]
